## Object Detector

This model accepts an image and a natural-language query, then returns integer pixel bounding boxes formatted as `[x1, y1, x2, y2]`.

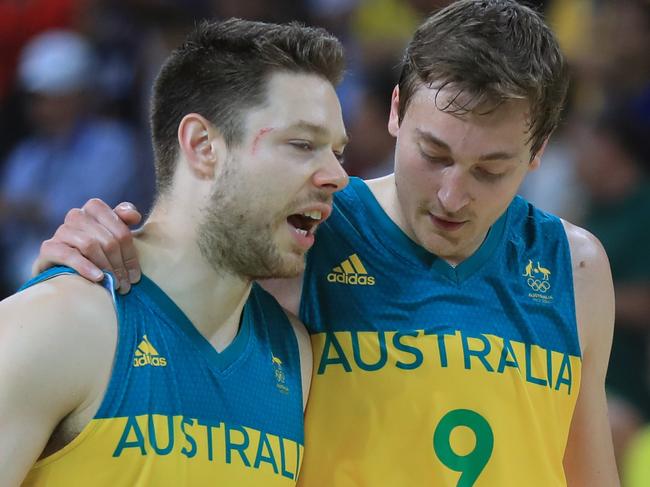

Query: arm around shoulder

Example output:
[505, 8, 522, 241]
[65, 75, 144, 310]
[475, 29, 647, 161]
[562, 221, 620, 486]
[0, 275, 116, 485]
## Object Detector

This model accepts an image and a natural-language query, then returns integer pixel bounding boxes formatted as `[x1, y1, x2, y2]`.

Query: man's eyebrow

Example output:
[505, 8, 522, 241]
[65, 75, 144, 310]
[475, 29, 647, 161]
[477, 151, 518, 162]
[416, 128, 518, 161]
[289, 120, 349, 146]
[416, 129, 450, 151]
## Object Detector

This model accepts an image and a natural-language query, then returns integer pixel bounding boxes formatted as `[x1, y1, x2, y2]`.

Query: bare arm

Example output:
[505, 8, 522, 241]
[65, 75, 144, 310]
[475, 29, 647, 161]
[562, 221, 620, 486]
[0, 276, 115, 485]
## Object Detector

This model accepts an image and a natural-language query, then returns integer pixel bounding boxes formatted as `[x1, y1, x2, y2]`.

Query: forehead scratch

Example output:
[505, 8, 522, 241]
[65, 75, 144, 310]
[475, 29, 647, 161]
[251, 127, 274, 155]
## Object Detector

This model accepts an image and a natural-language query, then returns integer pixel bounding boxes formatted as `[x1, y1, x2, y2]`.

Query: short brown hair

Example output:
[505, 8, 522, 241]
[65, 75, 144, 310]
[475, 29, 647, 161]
[151, 19, 345, 193]
[398, 0, 569, 158]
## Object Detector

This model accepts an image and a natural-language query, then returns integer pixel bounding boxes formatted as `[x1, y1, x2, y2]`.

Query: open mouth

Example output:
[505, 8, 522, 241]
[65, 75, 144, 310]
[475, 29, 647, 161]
[287, 210, 323, 236]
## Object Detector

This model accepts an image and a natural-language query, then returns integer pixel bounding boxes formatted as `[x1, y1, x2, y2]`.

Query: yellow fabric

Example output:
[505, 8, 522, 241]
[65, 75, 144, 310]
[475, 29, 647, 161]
[623, 425, 650, 487]
[299, 330, 581, 486]
[24, 415, 302, 486]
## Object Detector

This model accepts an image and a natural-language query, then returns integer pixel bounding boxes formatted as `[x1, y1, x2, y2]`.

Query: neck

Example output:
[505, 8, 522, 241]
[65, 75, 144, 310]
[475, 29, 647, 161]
[134, 202, 252, 352]
[367, 173, 487, 266]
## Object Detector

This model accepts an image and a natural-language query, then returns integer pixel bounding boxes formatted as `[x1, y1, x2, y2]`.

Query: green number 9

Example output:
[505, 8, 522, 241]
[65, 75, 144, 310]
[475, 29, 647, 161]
[433, 409, 494, 487]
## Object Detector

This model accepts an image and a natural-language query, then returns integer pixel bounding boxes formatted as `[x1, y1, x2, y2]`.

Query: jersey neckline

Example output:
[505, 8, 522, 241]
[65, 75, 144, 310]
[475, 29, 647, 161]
[347, 177, 509, 284]
[137, 274, 253, 373]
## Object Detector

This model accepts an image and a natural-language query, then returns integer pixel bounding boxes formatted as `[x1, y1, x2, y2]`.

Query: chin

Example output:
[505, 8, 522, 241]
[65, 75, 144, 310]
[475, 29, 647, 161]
[278, 253, 307, 277]
[252, 252, 305, 280]
[419, 233, 458, 259]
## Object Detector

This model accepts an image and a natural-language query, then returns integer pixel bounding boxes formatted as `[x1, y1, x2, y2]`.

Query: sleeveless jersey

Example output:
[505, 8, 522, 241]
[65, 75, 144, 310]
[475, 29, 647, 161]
[299, 177, 581, 486]
[21, 267, 304, 486]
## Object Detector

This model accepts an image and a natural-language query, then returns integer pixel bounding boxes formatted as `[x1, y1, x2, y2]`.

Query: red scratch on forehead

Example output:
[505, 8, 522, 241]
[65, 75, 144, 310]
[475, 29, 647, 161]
[252, 127, 274, 155]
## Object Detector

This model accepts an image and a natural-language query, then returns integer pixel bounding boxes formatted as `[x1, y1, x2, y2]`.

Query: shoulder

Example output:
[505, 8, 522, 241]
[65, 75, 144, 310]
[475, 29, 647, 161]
[561, 220, 614, 356]
[333, 175, 384, 209]
[0, 274, 118, 414]
[0, 274, 118, 482]
[507, 195, 559, 234]
[562, 220, 612, 287]
[364, 174, 393, 201]
[4, 272, 117, 334]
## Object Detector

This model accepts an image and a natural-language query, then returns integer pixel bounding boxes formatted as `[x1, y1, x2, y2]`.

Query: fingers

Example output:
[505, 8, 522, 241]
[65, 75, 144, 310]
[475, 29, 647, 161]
[113, 202, 143, 285]
[34, 199, 141, 294]
[60, 216, 131, 289]
[73, 199, 139, 293]
[114, 202, 143, 226]
[34, 238, 105, 283]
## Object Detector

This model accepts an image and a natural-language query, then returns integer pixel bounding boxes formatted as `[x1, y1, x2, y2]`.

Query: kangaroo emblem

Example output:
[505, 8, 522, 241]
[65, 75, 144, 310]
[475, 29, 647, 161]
[535, 262, 551, 280]
[523, 259, 534, 277]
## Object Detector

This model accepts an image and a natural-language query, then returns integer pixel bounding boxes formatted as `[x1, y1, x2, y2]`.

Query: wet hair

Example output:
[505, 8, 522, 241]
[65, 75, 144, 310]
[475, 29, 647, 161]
[151, 18, 345, 193]
[398, 0, 569, 158]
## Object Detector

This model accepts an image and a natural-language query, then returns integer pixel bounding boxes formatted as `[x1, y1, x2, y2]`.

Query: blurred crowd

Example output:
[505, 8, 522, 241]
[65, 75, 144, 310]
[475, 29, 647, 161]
[0, 0, 649, 484]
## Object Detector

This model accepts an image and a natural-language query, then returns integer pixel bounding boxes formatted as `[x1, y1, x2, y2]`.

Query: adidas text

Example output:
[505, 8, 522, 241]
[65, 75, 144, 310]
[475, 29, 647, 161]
[327, 273, 375, 285]
[133, 355, 167, 367]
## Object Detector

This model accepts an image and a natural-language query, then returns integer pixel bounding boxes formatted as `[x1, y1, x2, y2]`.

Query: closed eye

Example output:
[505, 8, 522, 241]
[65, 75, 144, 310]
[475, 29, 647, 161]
[419, 149, 451, 166]
[474, 167, 506, 182]
[289, 140, 313, 152]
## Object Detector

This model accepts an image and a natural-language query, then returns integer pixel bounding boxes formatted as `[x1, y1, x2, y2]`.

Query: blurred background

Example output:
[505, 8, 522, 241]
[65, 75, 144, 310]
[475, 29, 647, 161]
[0, 0, 648, 483]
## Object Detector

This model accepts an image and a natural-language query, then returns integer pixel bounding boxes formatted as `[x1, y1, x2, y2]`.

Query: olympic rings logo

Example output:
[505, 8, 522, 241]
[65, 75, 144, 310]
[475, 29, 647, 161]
[527, 278, 551, 292]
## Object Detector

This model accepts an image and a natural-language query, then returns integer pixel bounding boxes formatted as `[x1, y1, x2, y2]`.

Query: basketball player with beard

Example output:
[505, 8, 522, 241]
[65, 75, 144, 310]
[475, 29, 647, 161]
[28, 1, 620, 486]
[0, 19, 348, 486]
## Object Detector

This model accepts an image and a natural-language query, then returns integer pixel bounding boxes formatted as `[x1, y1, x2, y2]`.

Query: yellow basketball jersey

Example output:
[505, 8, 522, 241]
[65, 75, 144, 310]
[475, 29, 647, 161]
[298, 179, 581, 486]
[21, 271, 304, 486]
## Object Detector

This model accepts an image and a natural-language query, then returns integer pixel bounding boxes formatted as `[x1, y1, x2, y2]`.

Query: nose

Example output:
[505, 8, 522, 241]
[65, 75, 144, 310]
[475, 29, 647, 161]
[313, 152, 349, 194]
[437, 168, 471, 214]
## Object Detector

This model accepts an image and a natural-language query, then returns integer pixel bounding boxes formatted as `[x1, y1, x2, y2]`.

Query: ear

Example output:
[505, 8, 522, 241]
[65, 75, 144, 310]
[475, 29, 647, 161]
[387, 85, 400, 138]
[177, 114, 223, 181]
[529, 137, 549, 172]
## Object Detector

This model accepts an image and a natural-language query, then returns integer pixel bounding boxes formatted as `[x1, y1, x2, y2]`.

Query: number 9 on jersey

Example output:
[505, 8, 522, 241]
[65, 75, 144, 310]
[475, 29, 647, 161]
[433, 409, 494, 487]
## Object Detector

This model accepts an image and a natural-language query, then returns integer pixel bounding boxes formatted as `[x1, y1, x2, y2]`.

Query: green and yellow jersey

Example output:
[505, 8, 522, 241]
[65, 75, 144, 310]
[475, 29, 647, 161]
[21, 269, 304, 486]
[299, 178, 581, 486]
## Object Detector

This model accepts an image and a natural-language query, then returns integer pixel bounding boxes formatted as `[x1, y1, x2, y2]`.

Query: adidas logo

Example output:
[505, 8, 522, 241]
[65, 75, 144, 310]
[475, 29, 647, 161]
[327, 254, 375, 286]
[133, 335, 168, 367]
